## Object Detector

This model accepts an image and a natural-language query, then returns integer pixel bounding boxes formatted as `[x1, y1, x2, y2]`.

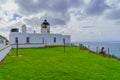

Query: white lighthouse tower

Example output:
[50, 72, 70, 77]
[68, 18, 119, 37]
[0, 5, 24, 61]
[22, 24, 26, 34]
[41, 19, 50, 34]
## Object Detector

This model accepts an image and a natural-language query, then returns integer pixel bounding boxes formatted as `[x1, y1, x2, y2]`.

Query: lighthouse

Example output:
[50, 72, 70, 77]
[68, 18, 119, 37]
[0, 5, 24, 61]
[9, 19, 71, 48]
[41, 19, 50, 34]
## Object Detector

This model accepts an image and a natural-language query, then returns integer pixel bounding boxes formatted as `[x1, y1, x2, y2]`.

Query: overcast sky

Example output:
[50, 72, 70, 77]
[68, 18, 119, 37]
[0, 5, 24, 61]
[0, 0, 120, 42]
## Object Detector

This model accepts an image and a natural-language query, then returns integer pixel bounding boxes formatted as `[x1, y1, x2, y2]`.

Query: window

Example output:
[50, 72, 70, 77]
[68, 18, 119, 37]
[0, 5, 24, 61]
[42, 38, 44, 43]
[11, 28, 19, 32]
[26, 37, 30, 43]
[54, 37, 56, 43]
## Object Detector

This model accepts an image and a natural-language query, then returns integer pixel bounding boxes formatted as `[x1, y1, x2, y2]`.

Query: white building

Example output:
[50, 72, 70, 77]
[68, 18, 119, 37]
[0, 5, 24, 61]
[9, 20, 71, 48]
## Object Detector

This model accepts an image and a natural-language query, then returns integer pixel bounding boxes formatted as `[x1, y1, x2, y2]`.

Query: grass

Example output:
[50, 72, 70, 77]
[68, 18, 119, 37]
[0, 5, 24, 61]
[0, 46, 120, 80]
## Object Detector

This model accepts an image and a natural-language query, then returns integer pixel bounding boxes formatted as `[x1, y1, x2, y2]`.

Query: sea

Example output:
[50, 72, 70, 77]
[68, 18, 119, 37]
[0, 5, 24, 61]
[74, 41, 120, 58]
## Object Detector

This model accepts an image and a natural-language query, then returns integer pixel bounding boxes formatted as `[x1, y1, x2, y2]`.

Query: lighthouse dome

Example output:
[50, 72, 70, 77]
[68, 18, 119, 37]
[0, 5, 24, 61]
[41, 19, 50, 28]
[42, 19, 50, 26]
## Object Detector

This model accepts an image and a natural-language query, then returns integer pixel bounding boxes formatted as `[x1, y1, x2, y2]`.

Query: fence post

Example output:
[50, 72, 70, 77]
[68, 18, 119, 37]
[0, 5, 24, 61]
[88, 45, 90, 53]
[108, 48, 110, 57]
[79, 44, 82, 50]
[79, 44, 83, 50]
[96, 46, 98, 54]
[16, 42, 18, 56]
[63, 38, 65, 53]
[79, 43, 80, 50]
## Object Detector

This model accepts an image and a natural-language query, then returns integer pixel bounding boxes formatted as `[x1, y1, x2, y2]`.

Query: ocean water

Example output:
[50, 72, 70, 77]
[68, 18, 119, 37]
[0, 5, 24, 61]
[74, 41, 120, 58]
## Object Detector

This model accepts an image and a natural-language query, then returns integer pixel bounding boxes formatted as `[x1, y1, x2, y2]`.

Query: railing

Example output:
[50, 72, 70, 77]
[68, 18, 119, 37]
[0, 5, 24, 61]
[0, 45, 11, 62]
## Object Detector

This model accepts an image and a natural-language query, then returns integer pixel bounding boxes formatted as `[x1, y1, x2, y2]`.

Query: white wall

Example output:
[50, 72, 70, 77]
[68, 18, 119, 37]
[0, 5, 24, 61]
[11, 43, 44, 48]
[41, 34, 63, 45]
[41, 28, 48, 34]
[9, 32, 24, 44]
[10, 33, 43, 44]
[0, 45, 11, 62]
[10, 32, 71, 47]
[29, 34, 43, 43]
[62, 35, 71, 45]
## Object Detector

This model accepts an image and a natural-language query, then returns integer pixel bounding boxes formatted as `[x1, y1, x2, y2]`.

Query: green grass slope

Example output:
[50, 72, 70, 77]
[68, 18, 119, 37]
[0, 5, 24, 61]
[0, 46, 120, 80]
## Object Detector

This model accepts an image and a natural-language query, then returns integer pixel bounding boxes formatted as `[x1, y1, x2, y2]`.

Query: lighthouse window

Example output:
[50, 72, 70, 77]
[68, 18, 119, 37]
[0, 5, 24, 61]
[54, 37, 56, 43]
[11, 28, 19, 32]
[42, 38, 44, 43]
[26, 37, 30, 43]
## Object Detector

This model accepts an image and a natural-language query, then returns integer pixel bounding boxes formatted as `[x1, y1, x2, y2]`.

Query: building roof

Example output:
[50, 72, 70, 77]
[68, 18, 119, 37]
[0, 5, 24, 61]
[42, 19, 50, 26]
[0, 35, 9, 42]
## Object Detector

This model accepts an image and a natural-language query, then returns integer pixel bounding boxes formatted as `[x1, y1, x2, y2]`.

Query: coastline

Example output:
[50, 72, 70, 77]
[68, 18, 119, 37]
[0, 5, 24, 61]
[73, 41, 120, 58]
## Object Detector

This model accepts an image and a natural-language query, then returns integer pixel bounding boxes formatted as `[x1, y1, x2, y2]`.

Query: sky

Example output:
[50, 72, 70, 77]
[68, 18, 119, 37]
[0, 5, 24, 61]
[0, 0, 120, 42]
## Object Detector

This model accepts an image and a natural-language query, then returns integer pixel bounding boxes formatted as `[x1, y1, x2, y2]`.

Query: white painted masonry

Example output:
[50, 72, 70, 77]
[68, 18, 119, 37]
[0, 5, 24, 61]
[0, 45, 11, 62]
[9, 20, 71, 48]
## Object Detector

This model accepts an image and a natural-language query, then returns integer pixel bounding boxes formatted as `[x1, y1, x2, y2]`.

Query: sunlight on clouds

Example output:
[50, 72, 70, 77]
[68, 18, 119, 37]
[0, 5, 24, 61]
[1, 0, 18, 11]
[84, 0, 91, 4]
[33, 0, 39, 3]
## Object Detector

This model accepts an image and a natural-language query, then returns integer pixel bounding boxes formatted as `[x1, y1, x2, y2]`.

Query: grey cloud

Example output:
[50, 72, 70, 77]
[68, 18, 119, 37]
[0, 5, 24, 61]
[15, 0, 83, 15]
[0, 27, 9, 32]
[116, 20, 120, 24]
[104, 0, 120, 20]
[85, 0, 110, 16]
[50, 18, 66, 26]
[0, 0, 7, 4]
[70, 10, 82, 16]
[39, 12, 70, 26]
[24, 17, 40, 27]
[40, 16, 66, 26]
[0, 17, 2, 21]
[23, 13, 70, 27]
[15, 0, 83, 25]
[81, 26, 95, 28]
[106, 8, 120, 20]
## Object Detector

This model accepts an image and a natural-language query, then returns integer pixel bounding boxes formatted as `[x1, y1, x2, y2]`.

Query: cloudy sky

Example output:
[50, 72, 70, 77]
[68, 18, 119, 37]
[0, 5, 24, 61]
[0, 0, 120, 42]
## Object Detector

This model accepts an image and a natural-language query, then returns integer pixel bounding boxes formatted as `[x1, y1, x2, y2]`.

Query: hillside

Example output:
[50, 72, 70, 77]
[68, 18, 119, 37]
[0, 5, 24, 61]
[0, 46, 120, 80]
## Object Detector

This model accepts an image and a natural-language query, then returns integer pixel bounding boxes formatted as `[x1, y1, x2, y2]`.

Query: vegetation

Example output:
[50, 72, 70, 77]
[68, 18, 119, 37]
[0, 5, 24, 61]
[0, 46, 120, 80]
